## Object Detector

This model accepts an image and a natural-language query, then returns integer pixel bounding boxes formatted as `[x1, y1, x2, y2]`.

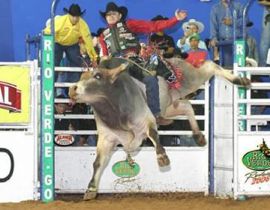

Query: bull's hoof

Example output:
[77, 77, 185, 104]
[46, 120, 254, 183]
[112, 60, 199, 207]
[193, 134, 207, 147]
[157, 153, 170, 167]
[242, 78, 251, 87]
[83, 189, 97, 200]
[233, 78, 251, 87]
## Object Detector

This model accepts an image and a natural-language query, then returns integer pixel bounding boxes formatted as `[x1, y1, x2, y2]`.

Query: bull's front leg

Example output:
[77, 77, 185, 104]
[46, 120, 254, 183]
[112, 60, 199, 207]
[84, 137, 116, 200]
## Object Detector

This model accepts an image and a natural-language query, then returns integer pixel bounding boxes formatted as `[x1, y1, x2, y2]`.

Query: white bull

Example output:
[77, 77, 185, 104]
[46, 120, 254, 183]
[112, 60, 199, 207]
[69, 57, 250, 200]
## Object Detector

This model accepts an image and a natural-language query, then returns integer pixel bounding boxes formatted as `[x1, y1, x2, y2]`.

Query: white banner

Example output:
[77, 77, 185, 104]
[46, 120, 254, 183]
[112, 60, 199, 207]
[0, 131, 38, 202]
[55, 147, 208, 194]
[237, 135, 270, 194]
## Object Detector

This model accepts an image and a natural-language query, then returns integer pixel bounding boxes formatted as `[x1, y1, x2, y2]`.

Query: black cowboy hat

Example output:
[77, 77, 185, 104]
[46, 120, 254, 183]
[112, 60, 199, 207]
[246, 21, 254, 27]
[151, 15, 169, 21]
[100, 2, 128, 20]
[91, 28, 105, 37]
[63, 4, 86, 16]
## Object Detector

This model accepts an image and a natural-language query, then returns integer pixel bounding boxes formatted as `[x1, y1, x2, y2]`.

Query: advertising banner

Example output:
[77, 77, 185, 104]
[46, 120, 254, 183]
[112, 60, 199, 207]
[41, 34, 55, 202]
[235, 40, 246, 131]
[237, 135, 270, 193]
[0, 131, 37, 202]
[0, 66, 30, 124]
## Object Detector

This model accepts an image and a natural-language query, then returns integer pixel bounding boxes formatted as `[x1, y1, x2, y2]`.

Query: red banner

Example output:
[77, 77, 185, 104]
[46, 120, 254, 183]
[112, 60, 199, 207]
[0, 81, 21, 112]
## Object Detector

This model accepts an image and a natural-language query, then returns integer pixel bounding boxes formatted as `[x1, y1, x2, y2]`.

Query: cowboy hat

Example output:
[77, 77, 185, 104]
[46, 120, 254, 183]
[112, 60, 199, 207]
[258, 0, 270, 6]
[182, 19, 205, 33]
[151, 15, 169, 21]
[91, 28, 105, 37]
[63, 4, 86, 16]
[100, 2, 128, 20]
[246, 21, 254, 27]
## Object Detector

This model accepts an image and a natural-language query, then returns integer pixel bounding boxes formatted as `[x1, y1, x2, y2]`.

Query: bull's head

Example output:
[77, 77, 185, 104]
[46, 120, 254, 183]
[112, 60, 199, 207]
[69, 62, 128, 104]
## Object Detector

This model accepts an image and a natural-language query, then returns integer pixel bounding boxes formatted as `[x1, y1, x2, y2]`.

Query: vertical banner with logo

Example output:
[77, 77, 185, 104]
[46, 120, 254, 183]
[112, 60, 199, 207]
[41, 35, 55, 202]
[0, 66, 30, 124]
[235, 40, 246, 131]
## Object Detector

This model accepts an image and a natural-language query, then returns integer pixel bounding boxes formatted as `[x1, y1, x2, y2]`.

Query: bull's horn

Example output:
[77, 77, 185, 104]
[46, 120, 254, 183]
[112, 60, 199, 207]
[103, 63, 128, 83]
[79, 56, 94, 72]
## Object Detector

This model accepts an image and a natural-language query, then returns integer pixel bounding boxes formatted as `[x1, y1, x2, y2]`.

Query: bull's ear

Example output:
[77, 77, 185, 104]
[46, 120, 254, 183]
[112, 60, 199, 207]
[104, 63, 128, 84]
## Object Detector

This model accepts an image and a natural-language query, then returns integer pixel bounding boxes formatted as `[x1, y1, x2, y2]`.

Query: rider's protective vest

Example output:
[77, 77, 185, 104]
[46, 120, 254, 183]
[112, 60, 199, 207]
[102, 21, 140, 56]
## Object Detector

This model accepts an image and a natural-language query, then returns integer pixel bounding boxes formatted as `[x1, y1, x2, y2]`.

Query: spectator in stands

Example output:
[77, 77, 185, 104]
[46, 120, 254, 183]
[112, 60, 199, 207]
[54, 95, 75, 146]
[71, 103, 97, 146]
[43, 4, 97, 75]
[54, 94, 97, 146]
[54, 100, 71, 132]
[246, 21, 259, 63]
[185, 33, 210, 100]
[177, 18, 207, 53]
[185, 33, 210, 68]
[209, 0, 245, 68]
[150, 15, 176, 58]
[92, 28, 105, 57]
[258, 2, 270, 66]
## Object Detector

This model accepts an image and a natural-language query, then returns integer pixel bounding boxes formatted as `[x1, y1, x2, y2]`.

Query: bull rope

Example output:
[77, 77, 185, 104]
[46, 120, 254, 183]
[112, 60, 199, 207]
[113, 56, 155, 76]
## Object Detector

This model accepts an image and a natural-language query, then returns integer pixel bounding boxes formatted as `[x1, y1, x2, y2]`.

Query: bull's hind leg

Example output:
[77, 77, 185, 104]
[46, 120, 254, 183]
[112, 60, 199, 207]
[213, 64, 251, 87]
[164, 100, 206, 146]
[84, 137, 116, 200]
[147, 124, 170, 167]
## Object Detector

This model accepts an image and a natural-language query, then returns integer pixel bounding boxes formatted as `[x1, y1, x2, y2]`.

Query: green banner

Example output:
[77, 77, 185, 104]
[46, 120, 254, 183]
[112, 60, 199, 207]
[235, 40, 246, 131]
[41, 35, 55, 202]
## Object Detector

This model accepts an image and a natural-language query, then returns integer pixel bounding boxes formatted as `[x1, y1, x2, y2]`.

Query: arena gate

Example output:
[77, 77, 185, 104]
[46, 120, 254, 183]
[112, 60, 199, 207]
[2, 0, 269, 203]
[1, 47, 270, 203]
[213, 41, 270, 199]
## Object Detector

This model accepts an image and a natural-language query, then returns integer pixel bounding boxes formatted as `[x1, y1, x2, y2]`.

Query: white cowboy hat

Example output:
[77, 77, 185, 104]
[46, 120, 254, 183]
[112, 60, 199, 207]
[182, 19, 205, 33]
[258, 0, 270, 6]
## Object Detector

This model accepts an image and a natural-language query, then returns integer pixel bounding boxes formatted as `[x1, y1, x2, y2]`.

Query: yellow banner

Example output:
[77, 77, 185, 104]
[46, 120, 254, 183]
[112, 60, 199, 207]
[0, 66, 30, 124]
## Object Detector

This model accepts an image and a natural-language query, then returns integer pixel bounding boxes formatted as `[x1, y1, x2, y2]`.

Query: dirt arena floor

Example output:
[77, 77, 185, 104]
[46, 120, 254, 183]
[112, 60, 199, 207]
[1, 193, 270, 210]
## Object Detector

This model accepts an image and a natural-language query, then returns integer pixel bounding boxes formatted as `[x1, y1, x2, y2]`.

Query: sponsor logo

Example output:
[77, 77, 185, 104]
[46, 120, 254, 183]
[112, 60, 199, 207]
[242, 139, 270, 185]
[112, 160, 140, 178]
[54, 134, 75, 146]
[0, 81, 21, 112]
[245, 170, 270, 185]
[242, 150, 270, 171]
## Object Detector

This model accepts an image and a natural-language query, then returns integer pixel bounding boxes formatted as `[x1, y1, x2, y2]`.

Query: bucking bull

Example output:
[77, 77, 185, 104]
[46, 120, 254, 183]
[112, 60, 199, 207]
[69, 56, 250, 200]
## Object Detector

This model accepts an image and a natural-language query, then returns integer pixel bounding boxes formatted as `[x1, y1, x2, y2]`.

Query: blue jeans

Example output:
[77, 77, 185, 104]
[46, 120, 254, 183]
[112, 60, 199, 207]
[142, 76, 160, 116]
[55, 43, 82, 67]
[54, 43, 82, 97]
[259, 7, 270, 66]
[219, 43, 233, 68]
